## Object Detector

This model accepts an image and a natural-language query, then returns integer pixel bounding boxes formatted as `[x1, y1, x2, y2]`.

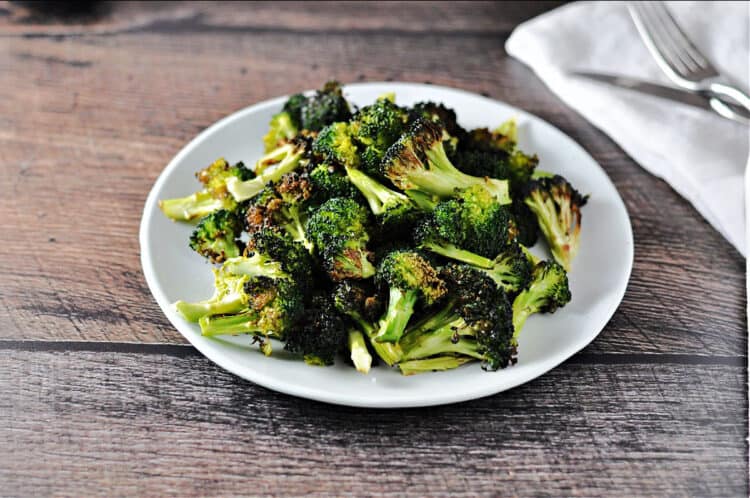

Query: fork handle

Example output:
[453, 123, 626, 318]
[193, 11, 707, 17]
[708, 83, 750, 125]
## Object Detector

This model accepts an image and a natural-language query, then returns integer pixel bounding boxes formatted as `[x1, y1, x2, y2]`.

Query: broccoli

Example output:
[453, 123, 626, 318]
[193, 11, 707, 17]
[510, 195, 540, 247]
[188, 209, 244, 263]
[450, 148, 511, 181]
[299, 81, 352, 131]
[398, 263, 516, 371]
[307, 162, 360, 205]
[431, 184, 516, 258]
[305, 197, 376, 281]
[350, 97, 410, 176]
[199, 276, 304, 345]
[397, 356, 474, 375]
[374, 251, 446, 343]
[175, 269, 251, 323]
[345, 166, 418, 233]
[333, 280, 402, 366]
[284, 294, 348, 366]
[226, 139, 308, 202]
[408, 101, 466, 142]
[381, 119, 510, 203]
[159, 158, 254, 221]
[348, 328, 373, 374]
[512, 260, 571, 337]
[463, 126, 539, 187]
[523, 174, 588, 271]
[312, 121, 360, 167]
[262, 96, 302, 152]
[244, 227, 314, 292]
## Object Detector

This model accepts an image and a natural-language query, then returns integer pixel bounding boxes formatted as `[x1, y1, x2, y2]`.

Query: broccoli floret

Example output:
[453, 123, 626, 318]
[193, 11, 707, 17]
[312, 122, 359, 167]
[175, 269, 251, 322]
[350, 98, 409, 176]
[159, 158, 254, 221]
[409, 101, 466, 142]
[284, 294, 348, 366]
[510, 195, 540, 247]
[199, 276, 304, 349]
[307, 162, 360, 205]
[374, 251, 446, 344]
[463, 126, 539, 187]
[245, 227, 314, 291]
[305, 197, 376, 281]
[381, 119, 510, 203]
[398, 264, 516, 371]
[345, 166, 419, 233]
[226, 139, 308, 202]
[431, 184, 516, 258]
[299, 81, 352, 131]
[189, 209, 244, 263]
[523, 174, 588, 271]
[451, 148, 511, 180]
[512, 260, 571, 337]
[262, 104, 300, 153]
[333, 280, 402, 366]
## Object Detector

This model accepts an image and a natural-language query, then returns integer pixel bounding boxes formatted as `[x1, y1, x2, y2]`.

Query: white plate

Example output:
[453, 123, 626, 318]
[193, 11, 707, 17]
[140, 82, 633, 408]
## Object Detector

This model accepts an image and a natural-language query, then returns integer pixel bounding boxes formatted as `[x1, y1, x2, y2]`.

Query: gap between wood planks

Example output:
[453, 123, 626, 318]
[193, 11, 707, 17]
[0, 340, 744, 366]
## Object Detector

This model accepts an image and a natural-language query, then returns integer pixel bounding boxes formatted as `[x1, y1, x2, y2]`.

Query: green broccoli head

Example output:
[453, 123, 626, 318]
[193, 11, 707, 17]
[431, 184, 516, 258]
[408, 101, 466, 142]
[284, 293, 348, 366]
[198, 275, 305, 346]
[483, 243, 533, 294]
[512, 260, 571, 337]
[305, 197, 376, 281]
[373, 250, 447, 343]
[245, 227, 314, 291]
[159, 158, 254, 221]
[523, 174, 588, 271]
[307, 163, 361, 205]
[451, 148, 512, 180]
[398, 263, 516, 371]
[463, 127, 539, 187]
[189, 209, 245, 263]
[381, 119, 510, 203]
[350, 98, 409, 175]
[263, 111, 299, 153]
[299, 81, 352, 131]
[312, 122, 359, 167]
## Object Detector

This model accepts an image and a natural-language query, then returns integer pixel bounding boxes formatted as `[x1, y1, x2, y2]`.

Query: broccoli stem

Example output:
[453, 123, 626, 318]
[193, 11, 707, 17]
[511, 289, 547, 339]
[404, 190, 438, 211]
[335, 251, 376, 279]
[423, 143, 511, 204]
[525, 191, 569, 270]
[375, 287, 419, 343]
[159, 191, 226, 221]
[346, 166, 410, 215]
[279, 206, 314, 253]
[348, 329, 372, 374]
[420, 241, 494, 269]
[353, 318, 402, 366]
[399, 321, 484, 361]
[221, 254, 287, 280]
[397, 356, 474, 375]
[199, 312, 271, 337]
[227, 147, 303, 202]
[175, 294, 247, 323]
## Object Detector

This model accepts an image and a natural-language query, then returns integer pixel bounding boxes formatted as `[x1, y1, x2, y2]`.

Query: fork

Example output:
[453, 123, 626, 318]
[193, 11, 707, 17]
[628, 1, 750, 124]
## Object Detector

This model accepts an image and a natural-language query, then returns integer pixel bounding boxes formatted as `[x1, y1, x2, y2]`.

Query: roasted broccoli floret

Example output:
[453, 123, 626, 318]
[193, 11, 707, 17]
[199, 276, 304, 349]
[175, 269, 251, 322]
[350, 97, 410, 176]
[189, 209, 244, 263]
[398, 264, 516, 371]
[431, 184, 516, 258]
[381, 119, 510, 203]
[226, 139, 308, 202]
[307, 162, 360, 205]
[299, 81, 352, 131]
[512, 260, 571, 337]
[262, 94, 304, 152]
[374, 251, 446, 343]
[463, 124, 539, 187]
[159, 158, 254, 221]
[409, 101, 466, 142]
[305, 197, 376, 281]
[244, 227, 314, 292]
[523, 174, 588, 270]
[333, 280, 402, 366]
[345, 166, 419, 233]
[312, 121, 359, 166]
[284, 294, 348, 366]
[510, 195, 540, 247]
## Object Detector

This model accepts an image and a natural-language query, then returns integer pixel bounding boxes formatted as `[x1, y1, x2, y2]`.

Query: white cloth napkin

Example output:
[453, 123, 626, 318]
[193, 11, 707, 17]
[506, 1, 750, 256]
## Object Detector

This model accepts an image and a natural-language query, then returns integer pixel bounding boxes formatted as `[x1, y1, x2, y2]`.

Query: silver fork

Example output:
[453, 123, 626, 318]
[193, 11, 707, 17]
[629, 1, 750, 124]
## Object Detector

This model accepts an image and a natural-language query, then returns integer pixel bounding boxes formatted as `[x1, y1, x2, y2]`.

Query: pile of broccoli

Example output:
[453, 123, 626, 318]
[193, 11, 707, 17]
[160, 81, 587, 375]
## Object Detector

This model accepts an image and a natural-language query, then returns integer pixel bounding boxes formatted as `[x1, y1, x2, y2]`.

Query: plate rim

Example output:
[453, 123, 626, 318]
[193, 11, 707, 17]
[139, 81, 634, 408]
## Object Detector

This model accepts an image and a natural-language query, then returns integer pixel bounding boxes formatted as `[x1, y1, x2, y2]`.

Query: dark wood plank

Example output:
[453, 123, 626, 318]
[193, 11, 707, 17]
[1, 350, 746, 497]
[0, 1, 744, 357]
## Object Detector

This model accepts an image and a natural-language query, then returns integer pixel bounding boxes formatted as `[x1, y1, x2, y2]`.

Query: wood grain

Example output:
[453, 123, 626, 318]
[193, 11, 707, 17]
[1, 349, 745, 497]
[0, 1, 744, 355]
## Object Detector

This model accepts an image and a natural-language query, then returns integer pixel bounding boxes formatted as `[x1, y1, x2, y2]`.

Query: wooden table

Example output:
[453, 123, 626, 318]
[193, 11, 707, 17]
[1, 1, 746, 495]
